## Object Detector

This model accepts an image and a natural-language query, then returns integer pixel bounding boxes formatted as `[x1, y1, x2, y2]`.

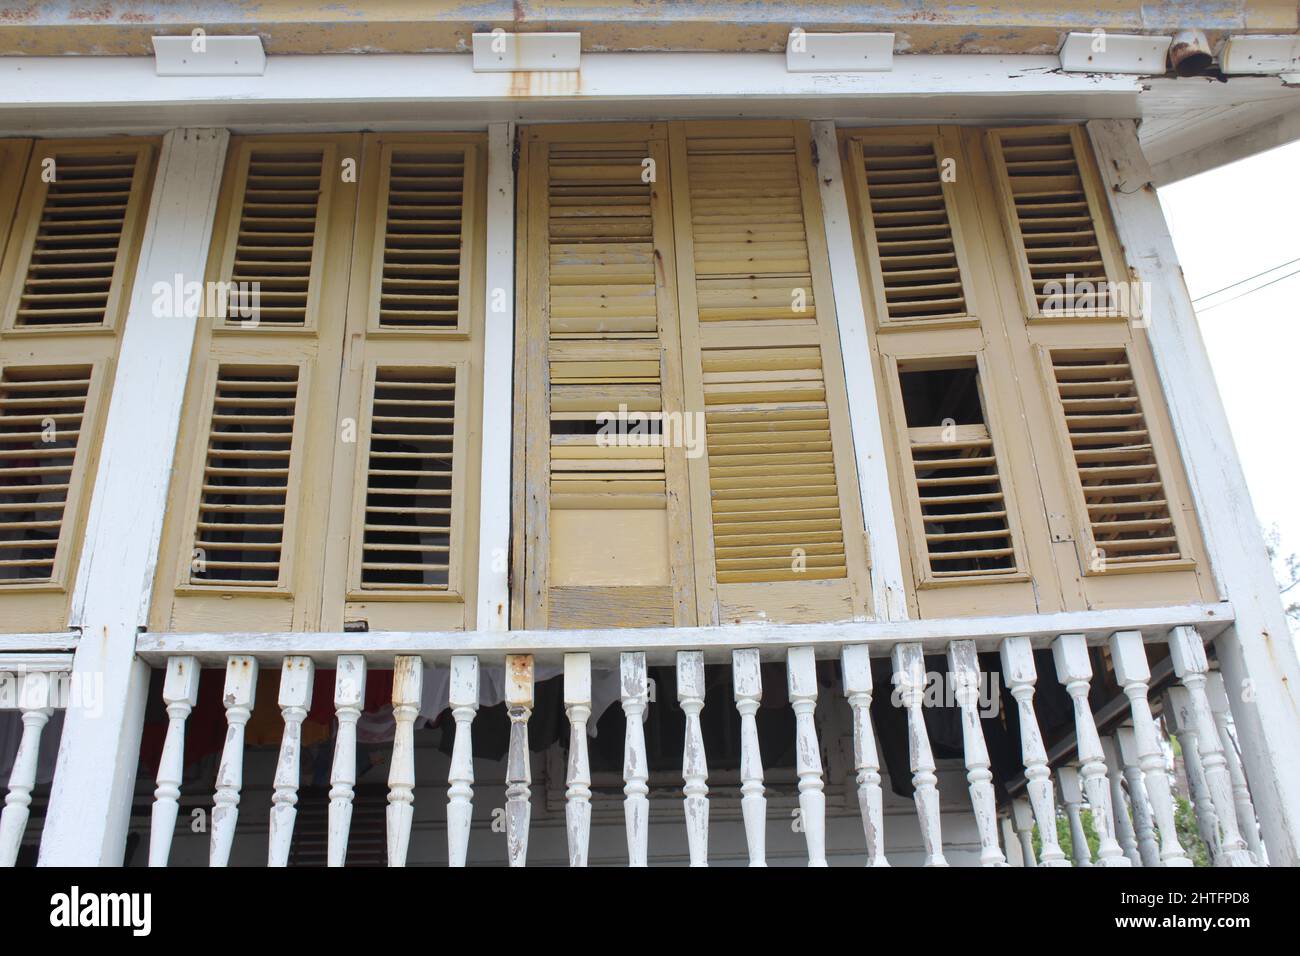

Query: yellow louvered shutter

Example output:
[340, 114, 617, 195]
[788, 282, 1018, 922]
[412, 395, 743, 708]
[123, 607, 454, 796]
[321, 134, 484, 631]
[0, 138, 156, 630]
[155, 134, 359, 632]
[670, 121, 869, 624]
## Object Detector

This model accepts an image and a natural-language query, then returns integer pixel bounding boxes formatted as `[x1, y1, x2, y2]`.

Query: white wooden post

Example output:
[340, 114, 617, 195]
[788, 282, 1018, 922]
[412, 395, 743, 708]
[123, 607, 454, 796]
[1102, 735, 1143, 866]
[1207, 671, 1266, 862]
[210, 655, 257, 868]
[40, 128, 230, 866]
[148, 656, 199, 867]
[563, 652, 592, 867]
[810, 119, 908, 621]
[475, 121, 515, 632]
[677, 650, 709, 866]
[386, 655, 422, 867]
[1111, 631, 1191, 866]
[946, 641, 1005, 866]
[1165, 686, 1221, 861]
[891, 642, 946, 866]
[504, 654, 533, 867]
[732, 648, 766, 867]
[447, 655, 479, 867]
[268, 656, 313, 867]
[1116, 727, 1161, 867]
[841, 644, 888, 866]
[1010, 796, 1037, 867]
[999, 636, 1067, 866]
[328, 655, 366, 867]
[787, 646, 827, 866]
[1057, 766, 1092, 867]
[1000, 813, 1025, 866]
[0, 672, 55, 866]
[620, 652, 649, 867]
[1089, 118, 1300, 865]
[1052, 633, 1128, 865]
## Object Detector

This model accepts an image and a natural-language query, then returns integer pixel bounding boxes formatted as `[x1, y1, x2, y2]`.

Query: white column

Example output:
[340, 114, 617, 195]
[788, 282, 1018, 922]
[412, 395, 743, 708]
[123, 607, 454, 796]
[563, 653, 592, 867]
[1102, 735, 1143, 866]
[620, 652, 649, 867]
[148, 656, 199, 867]
[328, 655, 366, 867]
[210, 655, 257, 868]
[1057, 766, 1093, 867]
[787, 646, 827, 866]
[1207, 672, 1266, 862]
[446, 655, 479, 867]
[810, 119, 908, 621]
[732, 648, 766, 867]
[0, 672, 55, 866]
[1000, 636, 1067, 866]
[475, 121, 516, 632]
[841, 644, 888, 866]
[1116, 727, 1162, 867]
[946, 641, 1004, 866]
[268, 656, 314, 867]
[891, 642, 946, 866]
[504, 654, 534, 868]
[1165, 686, 1220, 860]
[39, 128, 230, 866]
[1089, 119, 1300, 865]
[386, 656, 422, 867]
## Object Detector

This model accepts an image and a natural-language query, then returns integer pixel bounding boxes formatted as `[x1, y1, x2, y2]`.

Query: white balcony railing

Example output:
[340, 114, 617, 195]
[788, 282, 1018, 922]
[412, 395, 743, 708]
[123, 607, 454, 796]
[1, 653, 73, 866]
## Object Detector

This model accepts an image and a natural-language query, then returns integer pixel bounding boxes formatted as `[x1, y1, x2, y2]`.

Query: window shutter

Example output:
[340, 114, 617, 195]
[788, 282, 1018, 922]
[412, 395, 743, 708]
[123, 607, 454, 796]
[0, 138, 156, 631]
[670, 121, 869, 624]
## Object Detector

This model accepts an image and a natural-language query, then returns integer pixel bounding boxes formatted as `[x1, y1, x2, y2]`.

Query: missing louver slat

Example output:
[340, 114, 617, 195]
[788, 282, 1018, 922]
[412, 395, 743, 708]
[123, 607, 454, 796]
[190, 367, 298, 586]
[0, 366, 91, 583]
[359, 368, 456, 590]
[1049, 349, 1181, 566]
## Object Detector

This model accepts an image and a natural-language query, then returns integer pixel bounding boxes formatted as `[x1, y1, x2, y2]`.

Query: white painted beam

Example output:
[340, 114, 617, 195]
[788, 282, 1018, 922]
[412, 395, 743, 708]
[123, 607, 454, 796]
[38, 128, 230, 867]
[811, 120, 908, 621]
[1088, 118, 1300, 866]
[475, 122, 515, 632]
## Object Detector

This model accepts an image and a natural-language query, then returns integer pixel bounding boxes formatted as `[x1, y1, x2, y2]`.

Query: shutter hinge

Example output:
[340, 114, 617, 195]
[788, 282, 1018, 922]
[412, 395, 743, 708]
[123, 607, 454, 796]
[511, 128, 521, 174]
[810, 136, 820, 169]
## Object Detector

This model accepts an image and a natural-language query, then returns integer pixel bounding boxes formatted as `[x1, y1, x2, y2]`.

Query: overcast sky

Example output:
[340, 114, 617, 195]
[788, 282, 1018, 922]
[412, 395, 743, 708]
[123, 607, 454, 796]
[1159, 140, 1300, 604]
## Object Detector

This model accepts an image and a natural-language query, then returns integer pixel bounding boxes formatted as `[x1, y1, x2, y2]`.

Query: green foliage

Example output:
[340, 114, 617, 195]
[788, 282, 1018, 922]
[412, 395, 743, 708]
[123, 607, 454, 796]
[1032, 809, 1100, 863]
[1175, 794, 1211, 867]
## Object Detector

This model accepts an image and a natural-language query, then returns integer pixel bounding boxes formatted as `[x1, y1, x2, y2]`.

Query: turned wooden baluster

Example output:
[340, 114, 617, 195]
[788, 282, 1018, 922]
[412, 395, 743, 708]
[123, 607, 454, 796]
[891, 643, 946, 866]
[1167, 627, 1254, 866]
[787, 646, 827, 866]
[148, 656, 199, 867]
[386, 655, 423, 867]
[1057, 765, 1092, 866]
[563, 653, 592, 867]
[732, 648, 766, 866]
[1010, 796, 1036, 868]
[1102, 734, 1143, 866]
[328, 655, 366, 867]
[999, 637, 1067, 866]
[268, 656, 314, 866]
[447, 655, 479, 867]
[210, 655, 257, 867]
[1165, 685, 1221, 860]
[947, 641, 1004, 866]
[0, 672, 55, 867]
[1110, 631, 1191, 866]
[1116, 726, 1161, 867]
[999, 813, 1024, 866]
[1207, 671, 1265, 863]
[677, 650, 710, 866]
[505, 654, 534, 868]
[841, 644, 888, 867]
[620, 652, 650, 867]
[1052, 633, 1129, 866]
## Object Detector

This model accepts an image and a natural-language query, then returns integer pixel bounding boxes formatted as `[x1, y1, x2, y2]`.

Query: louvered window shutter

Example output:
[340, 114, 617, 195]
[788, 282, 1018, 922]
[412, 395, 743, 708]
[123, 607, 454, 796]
[321, 134, 484, 631]
[156, 134, 359, 632]
[0, 139, 156, 630]
[670, 122, 869, 624]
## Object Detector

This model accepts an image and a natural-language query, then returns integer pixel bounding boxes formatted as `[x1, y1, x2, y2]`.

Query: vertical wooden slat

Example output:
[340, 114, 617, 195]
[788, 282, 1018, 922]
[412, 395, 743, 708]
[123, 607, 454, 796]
[504, 653, 533, 867]
[1102, 734, 1143, 866]
[677, 650, 709, 866]
[210, 655, 257, 867]
[841, 644, 888, 866]
[786, 646, 826, 866]
[0, 672, 54, 866]
[999, 636, 1068, 865]
[1057, 765, 1093, 866]
[328, 654, 366, 867]
[892, 642, 947, 866]
[386, 655, 422, 867]
[563, 652, 592, 867]
[1110, 631, 1192, 866]
[268, 656, 314, 866]
[620, 651, 650, 866]
[1207, 671, 1266, 863]
[947, 640, 1005, 866]
[148, 656, 199, 867]
[1115, 727, 1161, 867]
[1051, 634, 1129, 865]
[447, 654, 479, 867]
[731, 647, 766, 866]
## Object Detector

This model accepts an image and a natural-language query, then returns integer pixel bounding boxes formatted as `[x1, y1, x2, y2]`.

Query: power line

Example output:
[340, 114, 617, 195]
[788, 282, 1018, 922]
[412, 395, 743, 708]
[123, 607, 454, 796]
[1192, 256, 1300, 302]
[1196, 266, 1300, 312]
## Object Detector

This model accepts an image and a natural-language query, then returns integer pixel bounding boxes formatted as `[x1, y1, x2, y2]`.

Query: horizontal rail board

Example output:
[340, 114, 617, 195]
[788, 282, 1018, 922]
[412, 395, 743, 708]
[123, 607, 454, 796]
[0, 632, 79, 654]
